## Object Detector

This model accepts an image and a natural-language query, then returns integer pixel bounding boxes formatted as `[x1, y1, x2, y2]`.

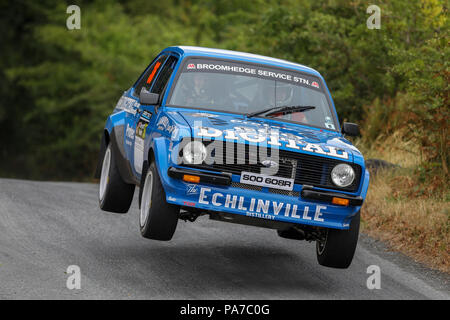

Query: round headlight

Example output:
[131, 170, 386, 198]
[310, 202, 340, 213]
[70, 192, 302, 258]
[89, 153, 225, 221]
[331, 163, 355, 187]
[183, 141, 207, 164]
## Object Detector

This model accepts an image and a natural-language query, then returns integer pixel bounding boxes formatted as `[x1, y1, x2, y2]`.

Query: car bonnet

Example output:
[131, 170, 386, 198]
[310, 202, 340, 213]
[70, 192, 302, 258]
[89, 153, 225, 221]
[173, 109, 357, 162]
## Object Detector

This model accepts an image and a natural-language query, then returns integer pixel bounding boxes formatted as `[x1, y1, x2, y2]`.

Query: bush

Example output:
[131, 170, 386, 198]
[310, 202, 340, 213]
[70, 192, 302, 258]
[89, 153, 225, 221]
[1, 0, 448, 180]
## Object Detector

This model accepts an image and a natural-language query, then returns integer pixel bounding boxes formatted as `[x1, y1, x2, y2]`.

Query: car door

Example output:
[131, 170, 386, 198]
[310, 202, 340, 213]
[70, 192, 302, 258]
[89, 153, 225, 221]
[132, 54, 180, 178]
[123, 54, 168, 175]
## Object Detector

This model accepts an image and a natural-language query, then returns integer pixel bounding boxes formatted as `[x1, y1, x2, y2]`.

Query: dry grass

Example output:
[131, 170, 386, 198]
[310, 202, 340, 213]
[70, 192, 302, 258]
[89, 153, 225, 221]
[361, 171, 449, 273]
[355, 131, 450, 273]
[356, 128, 422, 168]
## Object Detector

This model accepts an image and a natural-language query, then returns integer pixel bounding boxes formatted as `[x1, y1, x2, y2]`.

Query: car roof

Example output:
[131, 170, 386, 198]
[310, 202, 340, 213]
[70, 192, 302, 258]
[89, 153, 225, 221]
[163, 46, 321, 77]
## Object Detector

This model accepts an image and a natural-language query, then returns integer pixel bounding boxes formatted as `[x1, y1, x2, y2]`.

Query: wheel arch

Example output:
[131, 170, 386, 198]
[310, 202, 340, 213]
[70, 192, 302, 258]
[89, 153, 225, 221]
[147, 147, 156, 165]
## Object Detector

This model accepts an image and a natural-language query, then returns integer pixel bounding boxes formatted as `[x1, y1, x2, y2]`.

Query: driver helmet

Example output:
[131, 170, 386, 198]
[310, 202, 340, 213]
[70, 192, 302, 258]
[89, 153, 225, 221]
[263, 82, 294, 106]
[275, 82, 294, 106]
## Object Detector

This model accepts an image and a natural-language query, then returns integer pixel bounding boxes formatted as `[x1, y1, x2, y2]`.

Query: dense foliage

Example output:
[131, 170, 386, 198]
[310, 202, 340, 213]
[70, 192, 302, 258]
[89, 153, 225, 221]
[0, 0, 448, 180]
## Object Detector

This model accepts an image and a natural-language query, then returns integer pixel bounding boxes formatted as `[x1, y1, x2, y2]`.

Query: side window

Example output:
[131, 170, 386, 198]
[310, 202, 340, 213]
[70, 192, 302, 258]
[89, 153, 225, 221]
[150, 56, 178, 95]
[134, 54, 168, 97]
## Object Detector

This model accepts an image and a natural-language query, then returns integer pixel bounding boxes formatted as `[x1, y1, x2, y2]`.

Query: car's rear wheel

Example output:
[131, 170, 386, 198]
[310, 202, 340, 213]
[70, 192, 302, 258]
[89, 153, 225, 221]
[99, 144, 135, 213]
[316, 211, 360, 269]
[140, 161, 179, 240]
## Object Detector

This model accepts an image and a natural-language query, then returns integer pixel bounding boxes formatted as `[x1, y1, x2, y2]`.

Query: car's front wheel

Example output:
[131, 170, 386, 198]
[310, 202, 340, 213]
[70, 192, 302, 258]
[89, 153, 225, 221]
[316, 211, 360, 269]
[139, 161, 179, 240]
[99, 144, 135, 213]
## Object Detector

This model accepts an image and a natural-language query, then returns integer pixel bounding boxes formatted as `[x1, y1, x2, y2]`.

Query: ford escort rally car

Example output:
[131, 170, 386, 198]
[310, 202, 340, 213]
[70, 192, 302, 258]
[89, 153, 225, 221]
[96, 46, 370, 268]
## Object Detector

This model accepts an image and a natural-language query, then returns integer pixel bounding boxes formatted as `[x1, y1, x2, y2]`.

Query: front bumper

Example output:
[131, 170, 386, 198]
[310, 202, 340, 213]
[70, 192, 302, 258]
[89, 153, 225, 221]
[168, 167, 232, 186]
[160, 165, 368, 230]
[301, 188, 364, 206]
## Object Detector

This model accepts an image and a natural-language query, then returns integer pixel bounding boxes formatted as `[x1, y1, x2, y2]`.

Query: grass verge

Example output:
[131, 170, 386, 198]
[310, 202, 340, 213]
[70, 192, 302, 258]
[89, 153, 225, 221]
[355, 132, 449, 273]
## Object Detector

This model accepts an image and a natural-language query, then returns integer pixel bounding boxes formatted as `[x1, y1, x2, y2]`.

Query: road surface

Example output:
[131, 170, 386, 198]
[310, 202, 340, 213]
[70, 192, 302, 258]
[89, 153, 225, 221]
[0, 178, 448, 299]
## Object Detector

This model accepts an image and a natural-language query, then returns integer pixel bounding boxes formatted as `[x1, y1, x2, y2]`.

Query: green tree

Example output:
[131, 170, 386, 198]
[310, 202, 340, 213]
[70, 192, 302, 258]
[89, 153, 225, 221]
[6, 1, 199, 179]
[2, 0, 448, 181]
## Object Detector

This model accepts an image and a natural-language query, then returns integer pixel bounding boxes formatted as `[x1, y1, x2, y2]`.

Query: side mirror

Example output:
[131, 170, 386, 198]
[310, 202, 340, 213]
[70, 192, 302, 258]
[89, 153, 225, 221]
[140, 87, 159, 105]
[341, 122, 360, 137]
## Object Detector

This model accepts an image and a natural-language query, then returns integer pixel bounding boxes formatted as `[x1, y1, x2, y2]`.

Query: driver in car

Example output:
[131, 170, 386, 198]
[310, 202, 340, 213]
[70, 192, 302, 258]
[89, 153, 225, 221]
[181, 73, 215, 106]
[259, 82, 309, 124]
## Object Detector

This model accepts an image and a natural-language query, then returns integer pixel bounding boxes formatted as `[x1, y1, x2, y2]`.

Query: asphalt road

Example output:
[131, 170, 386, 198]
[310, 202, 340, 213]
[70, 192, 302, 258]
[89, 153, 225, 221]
[0, 178, 448, 300]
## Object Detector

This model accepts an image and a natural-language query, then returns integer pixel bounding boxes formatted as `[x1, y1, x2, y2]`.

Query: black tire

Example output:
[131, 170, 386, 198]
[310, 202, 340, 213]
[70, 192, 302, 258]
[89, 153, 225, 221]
[139, 161, 179, 240]
[98, 144, 135, 213]
[316, 211, 360, 269]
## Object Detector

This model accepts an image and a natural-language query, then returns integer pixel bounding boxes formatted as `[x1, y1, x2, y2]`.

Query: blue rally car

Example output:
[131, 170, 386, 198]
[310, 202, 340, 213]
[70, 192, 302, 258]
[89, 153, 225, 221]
[95, 46, 370, 268]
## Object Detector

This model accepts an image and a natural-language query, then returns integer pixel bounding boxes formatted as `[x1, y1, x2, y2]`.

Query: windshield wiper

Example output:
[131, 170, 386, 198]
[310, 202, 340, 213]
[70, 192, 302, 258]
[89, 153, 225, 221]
[247, 105, 316, 118]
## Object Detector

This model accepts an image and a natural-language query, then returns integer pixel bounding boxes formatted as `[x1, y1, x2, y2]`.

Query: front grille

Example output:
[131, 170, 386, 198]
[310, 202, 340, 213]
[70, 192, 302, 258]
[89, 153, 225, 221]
[231, 182, 300, 197]
[185, 142, 361, 192]
[231, 182, 262, 191]
[269, 188, 300, 197]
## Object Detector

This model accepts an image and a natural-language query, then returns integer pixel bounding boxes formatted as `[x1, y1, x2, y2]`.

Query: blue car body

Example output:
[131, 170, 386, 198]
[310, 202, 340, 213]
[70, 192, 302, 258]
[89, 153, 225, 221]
[98, 46, 369, 231]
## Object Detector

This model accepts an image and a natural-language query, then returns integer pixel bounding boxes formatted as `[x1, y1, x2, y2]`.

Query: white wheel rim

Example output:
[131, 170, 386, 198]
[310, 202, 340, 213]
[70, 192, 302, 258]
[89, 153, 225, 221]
[99, 147, 111, 201]
[140, 170, 153, 227]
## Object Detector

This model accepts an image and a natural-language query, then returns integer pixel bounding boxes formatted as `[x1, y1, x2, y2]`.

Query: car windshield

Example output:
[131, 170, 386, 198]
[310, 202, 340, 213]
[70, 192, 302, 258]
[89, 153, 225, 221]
[167, 58, 337, 130]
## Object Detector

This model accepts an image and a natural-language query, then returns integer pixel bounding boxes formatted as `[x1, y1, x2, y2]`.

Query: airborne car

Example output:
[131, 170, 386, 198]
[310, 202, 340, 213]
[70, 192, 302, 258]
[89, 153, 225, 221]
[96, 46, 370, 269]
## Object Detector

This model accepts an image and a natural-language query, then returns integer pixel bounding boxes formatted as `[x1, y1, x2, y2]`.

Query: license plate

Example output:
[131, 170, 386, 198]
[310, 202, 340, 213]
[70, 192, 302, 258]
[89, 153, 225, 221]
[240, 171, 294, 191]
